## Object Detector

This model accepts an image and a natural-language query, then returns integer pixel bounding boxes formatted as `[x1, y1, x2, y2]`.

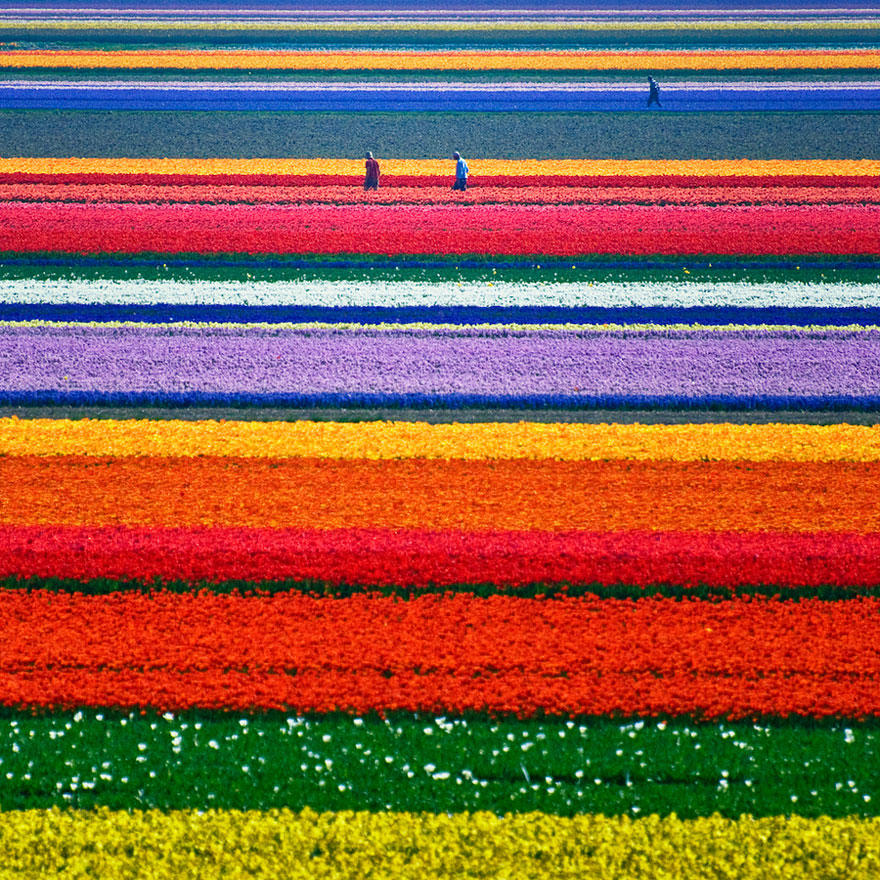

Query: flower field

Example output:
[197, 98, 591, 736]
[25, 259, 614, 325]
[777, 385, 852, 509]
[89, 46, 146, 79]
[2, 2, 880, 878]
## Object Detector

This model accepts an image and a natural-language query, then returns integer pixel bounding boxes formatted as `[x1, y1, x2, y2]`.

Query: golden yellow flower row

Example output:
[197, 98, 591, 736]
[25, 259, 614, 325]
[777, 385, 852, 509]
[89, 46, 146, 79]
[4, 19, 880, 31]
[1, 809, 878, 879]
[5, 417, 880, 462]
[2, 156, 878, 177]
[1, 49, 878, 70]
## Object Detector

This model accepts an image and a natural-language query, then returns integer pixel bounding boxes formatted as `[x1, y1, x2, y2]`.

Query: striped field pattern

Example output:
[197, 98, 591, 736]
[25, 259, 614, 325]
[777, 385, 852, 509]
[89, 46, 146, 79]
[2, 2, 880, 878]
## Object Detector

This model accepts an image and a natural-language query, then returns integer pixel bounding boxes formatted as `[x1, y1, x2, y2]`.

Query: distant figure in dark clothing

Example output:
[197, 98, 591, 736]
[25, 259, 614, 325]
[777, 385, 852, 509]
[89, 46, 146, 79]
[647, 76, 661, 108]
[452, 151, 469, 191]
[364, 151, 380, 190]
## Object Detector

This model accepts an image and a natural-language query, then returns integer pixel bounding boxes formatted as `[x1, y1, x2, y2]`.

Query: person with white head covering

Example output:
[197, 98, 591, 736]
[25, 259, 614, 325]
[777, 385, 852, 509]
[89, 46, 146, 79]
[364, 151, 380, 190]
[452, 151, 469, 191]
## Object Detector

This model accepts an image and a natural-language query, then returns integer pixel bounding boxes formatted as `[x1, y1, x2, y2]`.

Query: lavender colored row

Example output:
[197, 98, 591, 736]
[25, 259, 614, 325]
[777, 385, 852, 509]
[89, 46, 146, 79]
[3, 325, 880, 404]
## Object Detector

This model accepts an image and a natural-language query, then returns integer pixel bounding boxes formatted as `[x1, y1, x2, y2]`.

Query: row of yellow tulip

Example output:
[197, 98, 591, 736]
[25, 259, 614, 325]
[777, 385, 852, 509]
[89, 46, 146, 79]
[1, 157, 878, 177]
[4, 417, 880, 461]
[1, 809, 878, 879]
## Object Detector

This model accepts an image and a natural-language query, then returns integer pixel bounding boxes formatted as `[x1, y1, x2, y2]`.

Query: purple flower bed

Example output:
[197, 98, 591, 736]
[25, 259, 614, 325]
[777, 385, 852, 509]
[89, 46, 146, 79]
[3, 324, 880, 405]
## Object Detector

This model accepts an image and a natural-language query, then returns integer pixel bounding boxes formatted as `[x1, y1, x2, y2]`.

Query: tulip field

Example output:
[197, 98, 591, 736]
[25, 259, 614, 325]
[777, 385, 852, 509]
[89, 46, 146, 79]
[3, 2, 880, 877]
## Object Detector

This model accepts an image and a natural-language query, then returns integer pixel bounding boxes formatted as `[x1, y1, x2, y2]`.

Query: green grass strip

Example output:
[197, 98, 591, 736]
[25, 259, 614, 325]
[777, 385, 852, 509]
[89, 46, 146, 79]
[4, 576, 880, 602]
[1, 255, 879, 286]
[0, 110, 876, 161]
[0, 709, 876, 817]
[6, 27, 880, 51]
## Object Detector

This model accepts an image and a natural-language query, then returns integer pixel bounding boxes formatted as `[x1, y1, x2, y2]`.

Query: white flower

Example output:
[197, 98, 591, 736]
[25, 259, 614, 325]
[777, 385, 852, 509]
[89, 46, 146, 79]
[7, 278, 879, 310]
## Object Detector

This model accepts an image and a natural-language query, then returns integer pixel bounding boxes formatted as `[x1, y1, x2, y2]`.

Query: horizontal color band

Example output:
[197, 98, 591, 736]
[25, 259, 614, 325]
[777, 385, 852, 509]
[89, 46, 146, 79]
[8, 18, 880, 30]
[5, 305, 880, 329]
[7, 321, 880, 334]
[12, 82, 880, 92]
[8, 391, 880, 410]
[4, 526, 880, 588]
[4, 85, 879, 112]
[2, 324, 880, 405]
[3, 50, 879, 70]
[6, 576, 880, 601]
[0, 202, 876, 255]
[0, 112, 869, 164]
[1, 258, 878, 278]
[0, 591, 877, 715]
[7, 183, 880, 206]
[2, 458, 879, 531]
[1, 710, 877, 816]
[2, 174, 878, 189]
[0, 158, 879, 177]
[3, 809, 879, 877]
[5, 419, 880, 461]
[6, 304, 880, 328]
[4, 278, 880, 309]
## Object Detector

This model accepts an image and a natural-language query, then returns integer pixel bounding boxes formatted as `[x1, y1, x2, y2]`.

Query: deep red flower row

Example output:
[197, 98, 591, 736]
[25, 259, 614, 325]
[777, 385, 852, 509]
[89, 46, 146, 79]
[0, 173, 876, 188]
[4, 184, 876, 207]
[0, 202, 877, 254]
[0, 591, 877, 716]
[4, 526, 880, 587]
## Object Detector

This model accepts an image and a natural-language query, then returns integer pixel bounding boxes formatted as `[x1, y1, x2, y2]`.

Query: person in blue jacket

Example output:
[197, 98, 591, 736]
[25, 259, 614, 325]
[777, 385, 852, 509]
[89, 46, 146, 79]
[647, 76, 662, 108]
[452, 151, 469, 191]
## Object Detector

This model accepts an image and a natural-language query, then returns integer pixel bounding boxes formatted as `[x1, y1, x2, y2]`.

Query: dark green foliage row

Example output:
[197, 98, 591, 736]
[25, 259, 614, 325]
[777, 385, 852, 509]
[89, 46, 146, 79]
[0, 709, 876, 817]
[0, 111, 877, 159]
[3, 576, 880, 602]
[1, 257, 878, 286]
[8, 27, 880, 50]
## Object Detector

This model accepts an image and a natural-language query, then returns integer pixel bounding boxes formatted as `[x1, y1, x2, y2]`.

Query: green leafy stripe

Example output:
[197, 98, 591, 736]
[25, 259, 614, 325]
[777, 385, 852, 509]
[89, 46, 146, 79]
[0, 709, 876, 817]
[0, 111, 876, 161]
[7, 27, 880, 51]
[4, 577, 880, 601]
[0, 257, 878, 286]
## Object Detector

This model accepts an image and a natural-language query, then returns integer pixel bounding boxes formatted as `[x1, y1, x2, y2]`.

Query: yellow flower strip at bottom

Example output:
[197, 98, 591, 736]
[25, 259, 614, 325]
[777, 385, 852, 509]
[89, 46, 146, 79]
[1, 809, 878, 879]
[4, 418, 880, 462]
[2, 157, 880, 177]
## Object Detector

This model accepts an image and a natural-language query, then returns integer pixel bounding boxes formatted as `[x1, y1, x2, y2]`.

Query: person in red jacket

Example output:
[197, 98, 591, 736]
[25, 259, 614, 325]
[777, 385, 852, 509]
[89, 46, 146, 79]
[364, 152, 380, 190]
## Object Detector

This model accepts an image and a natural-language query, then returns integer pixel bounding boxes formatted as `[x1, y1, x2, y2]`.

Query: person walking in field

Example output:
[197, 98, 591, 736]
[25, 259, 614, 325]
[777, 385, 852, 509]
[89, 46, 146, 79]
[452, 151, 469, 191]
[364, 151, 380, 190]
[647, 76, 662, 108]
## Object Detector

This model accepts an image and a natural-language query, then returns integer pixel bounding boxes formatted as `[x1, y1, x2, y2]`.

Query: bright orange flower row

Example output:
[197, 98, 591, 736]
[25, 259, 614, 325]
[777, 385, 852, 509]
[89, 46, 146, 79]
[3, 456, 879, 532]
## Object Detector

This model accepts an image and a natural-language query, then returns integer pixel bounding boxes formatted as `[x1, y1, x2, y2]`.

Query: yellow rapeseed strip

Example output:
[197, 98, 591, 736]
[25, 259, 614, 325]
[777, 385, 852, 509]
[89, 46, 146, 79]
[4, 418, 880, 462]
[2, 157, 879, 177]
[1, 49, 879, 70]
[0, 809, 879, 879]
